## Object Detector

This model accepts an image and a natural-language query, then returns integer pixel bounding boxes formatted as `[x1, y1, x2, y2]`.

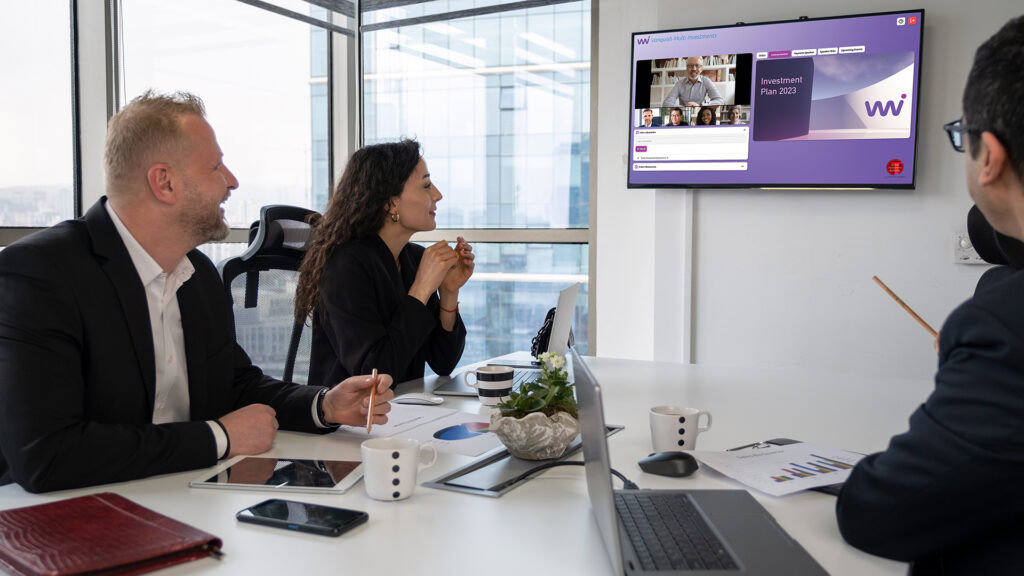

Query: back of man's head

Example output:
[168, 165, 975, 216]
[963, 16, 1024, 182]
[104, 90, 206, 196]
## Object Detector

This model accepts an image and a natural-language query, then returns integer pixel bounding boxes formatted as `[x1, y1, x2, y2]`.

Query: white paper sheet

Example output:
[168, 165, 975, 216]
[399, 411, 502, 457]
[691, 442, 864, 497]
[333, 403, 456, 439]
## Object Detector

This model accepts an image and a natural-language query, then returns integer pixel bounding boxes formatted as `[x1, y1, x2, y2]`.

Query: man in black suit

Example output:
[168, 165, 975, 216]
[836, 17, 1024, 575]
[0, 90, 394, 493]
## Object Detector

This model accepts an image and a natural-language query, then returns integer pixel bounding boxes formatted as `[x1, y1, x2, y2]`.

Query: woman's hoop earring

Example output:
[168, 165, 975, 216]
[390, 211, 400, 223]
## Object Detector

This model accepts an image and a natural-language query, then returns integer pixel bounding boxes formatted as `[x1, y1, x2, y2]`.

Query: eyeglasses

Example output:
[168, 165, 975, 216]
[943, 119, 982, 153]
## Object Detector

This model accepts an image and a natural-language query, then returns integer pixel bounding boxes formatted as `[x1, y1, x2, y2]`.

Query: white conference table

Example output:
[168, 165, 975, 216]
[0, 355, 933, 575]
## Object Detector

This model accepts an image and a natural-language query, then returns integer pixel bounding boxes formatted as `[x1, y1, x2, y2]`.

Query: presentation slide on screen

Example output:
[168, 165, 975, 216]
[628, 11, 923, 187]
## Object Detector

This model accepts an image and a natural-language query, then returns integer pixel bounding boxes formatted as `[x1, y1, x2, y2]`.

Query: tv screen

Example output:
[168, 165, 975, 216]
[628, 9, 924, 189]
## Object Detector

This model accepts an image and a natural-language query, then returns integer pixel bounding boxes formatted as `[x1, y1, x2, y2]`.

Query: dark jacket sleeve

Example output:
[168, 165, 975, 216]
[424, 297, 466, 376]
[0, 241, 217, 493]
[183, 253, 327, 435]
[835, 299, 1024, 562]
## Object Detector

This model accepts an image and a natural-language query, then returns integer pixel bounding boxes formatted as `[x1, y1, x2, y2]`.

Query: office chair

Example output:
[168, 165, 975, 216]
[218, 205, 318, 383]
[967, 204, 1024, 294]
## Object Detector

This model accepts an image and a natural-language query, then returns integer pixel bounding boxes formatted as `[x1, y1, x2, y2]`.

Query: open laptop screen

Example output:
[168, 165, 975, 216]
[572, 346, 625, 575]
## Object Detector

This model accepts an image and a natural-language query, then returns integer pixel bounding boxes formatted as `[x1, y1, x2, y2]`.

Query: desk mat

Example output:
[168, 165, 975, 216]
[422, 425, 622, 497]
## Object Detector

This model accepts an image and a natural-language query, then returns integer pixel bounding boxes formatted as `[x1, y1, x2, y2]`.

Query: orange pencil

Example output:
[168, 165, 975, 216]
[872, 275, 938, 337]
[366, 368, 378, 434]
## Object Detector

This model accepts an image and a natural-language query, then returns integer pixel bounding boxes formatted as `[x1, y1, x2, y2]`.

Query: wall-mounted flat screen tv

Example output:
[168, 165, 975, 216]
[628, 9, 924, 189]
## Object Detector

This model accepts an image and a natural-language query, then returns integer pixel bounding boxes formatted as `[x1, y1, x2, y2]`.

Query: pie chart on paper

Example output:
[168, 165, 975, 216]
[433, 422, 491, 441]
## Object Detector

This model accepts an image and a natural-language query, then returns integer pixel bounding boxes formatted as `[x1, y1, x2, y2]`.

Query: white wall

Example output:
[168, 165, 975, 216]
[596, 0, 1022, 380]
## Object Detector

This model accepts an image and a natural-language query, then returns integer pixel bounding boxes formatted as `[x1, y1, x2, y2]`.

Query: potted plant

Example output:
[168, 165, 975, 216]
[490, 352, 580, 460]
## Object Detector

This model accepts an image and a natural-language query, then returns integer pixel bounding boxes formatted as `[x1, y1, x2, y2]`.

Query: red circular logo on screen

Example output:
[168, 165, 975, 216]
[886, 159, 904, 175]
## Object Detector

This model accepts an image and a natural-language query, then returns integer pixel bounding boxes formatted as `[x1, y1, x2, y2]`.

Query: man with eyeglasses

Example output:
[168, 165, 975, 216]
[661, 56, 724, 107]
[835, 16, 1024, 576]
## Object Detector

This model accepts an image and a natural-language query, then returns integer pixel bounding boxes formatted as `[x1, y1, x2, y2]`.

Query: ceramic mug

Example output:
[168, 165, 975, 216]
[360, 437, 437, 501]
[461, 365, 514, 406]
[649, 405, 712, 451]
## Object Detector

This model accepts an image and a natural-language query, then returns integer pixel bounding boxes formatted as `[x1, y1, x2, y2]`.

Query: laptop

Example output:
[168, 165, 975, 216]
[433, 283, 580, 396]
[572, 347, 828, 575]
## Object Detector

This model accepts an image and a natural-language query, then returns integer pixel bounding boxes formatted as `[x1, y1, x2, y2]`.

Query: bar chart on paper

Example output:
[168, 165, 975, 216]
[692, 443, 864, 496]
[771, 454, 854, 483]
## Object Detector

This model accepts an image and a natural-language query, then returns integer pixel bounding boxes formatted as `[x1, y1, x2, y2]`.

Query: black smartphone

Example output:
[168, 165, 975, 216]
[236, 498, 368, 537]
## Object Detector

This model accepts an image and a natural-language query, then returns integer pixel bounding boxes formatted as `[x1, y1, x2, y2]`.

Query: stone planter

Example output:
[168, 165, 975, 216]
[490, 411, 580, 460]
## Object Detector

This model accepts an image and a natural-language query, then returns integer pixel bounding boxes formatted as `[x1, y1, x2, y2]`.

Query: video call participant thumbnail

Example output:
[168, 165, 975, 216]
[638, 108, 661, 128]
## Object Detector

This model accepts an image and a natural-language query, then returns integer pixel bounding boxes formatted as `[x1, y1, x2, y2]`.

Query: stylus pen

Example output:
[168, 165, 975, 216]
[872, 276, 938, 337]
[366, 368, 378, 434]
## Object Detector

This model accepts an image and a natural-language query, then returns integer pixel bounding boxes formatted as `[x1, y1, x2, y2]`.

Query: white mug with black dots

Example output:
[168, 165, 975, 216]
[649, 405, 712, 451]
[360, 437, 437, 501]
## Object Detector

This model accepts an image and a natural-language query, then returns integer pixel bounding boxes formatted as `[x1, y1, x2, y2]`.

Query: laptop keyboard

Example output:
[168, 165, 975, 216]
[615, 492, 739, 572]
[512, 370, 540, 387]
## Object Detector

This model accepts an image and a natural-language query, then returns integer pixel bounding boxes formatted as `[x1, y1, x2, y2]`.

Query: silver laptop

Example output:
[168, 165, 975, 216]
[572, 347, 828, 575]
[433, 283, 580, 396]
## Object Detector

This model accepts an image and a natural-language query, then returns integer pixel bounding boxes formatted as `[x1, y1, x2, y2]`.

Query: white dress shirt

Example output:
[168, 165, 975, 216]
[104, 201, 229, 457]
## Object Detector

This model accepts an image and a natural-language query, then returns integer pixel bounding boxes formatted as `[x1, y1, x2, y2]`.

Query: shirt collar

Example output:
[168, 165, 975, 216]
[104, 199, 194, 286]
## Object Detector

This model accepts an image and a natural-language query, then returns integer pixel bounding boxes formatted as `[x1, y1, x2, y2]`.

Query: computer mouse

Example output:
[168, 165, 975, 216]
[392, 392, 445, 406]
[638, 451, 699, 478]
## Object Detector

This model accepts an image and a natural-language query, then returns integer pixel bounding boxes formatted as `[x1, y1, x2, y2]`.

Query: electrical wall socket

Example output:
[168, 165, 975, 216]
[954, 232, 985, 264]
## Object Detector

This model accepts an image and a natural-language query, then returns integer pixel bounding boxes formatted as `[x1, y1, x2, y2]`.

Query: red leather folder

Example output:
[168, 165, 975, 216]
[0, 492, 222, 575]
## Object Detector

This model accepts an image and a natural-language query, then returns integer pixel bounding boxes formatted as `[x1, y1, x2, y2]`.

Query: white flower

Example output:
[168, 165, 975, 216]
[538, 351, 566, 374]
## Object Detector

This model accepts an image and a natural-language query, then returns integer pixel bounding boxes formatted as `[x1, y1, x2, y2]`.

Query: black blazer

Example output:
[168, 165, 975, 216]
[836, 268, 1024, 575]
[309, 235, 465, 388]
[0, 199, 327, 493]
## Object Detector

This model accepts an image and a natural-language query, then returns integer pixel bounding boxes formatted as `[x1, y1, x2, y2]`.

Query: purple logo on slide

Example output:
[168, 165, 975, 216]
[865, 94, 907, 117]
[635, 145, 647, 152]
[637, 36, 650, 45]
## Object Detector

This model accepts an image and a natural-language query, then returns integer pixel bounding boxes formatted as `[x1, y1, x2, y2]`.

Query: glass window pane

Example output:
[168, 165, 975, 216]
[362, 1, 591, 230]
[121, 0, 332, 226]
[0, 2, 74, 227]
[419, 242, 589, 369]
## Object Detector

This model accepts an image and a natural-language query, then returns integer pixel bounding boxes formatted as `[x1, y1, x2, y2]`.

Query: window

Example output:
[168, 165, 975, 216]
[363, 1, 591, 364]
[120, 0, 334, 226]
[0, 2, 75, 228]
[120, 0, 352, 376]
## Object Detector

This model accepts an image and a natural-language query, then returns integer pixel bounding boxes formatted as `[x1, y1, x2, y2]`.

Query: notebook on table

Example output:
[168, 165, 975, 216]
[433, 282, 580, 396]
[572, 347, 828, 575]
[0, 492, 221, 576]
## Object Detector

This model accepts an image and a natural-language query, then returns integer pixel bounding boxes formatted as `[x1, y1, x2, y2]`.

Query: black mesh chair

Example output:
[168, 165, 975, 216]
[218, 205, 318, 383]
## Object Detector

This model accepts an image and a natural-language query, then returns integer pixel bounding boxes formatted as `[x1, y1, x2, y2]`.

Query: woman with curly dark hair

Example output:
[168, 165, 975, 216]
[295, 140, 474, 387]
[697, 106, 717, 126]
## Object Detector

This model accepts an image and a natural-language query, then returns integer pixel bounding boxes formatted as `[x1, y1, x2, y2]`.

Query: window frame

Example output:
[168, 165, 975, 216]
[0, 0, 596, 351]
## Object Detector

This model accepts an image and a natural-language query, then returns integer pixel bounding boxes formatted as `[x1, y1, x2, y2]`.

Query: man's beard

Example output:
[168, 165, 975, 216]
[180, 177, 230, 245]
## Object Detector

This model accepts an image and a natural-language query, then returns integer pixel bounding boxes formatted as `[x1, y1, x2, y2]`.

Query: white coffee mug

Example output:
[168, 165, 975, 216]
[649, 405, 712, 451]
[360, 437, 437, 501]
[461, 365, 514, 406]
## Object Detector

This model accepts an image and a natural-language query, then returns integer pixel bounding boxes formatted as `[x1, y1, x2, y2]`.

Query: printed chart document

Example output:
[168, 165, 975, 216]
[401, 411, 502, 457]
[333, 404, 500, 457]
[692, 442, 864, 497]
[333, 403, 455, 439]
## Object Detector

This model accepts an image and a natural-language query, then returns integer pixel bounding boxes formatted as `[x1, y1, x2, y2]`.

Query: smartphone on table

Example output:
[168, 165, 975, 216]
[236, 498, 368, 537]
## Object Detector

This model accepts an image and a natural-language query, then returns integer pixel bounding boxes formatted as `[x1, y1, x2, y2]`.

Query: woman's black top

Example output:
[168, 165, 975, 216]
[308, 235, 466, 388]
